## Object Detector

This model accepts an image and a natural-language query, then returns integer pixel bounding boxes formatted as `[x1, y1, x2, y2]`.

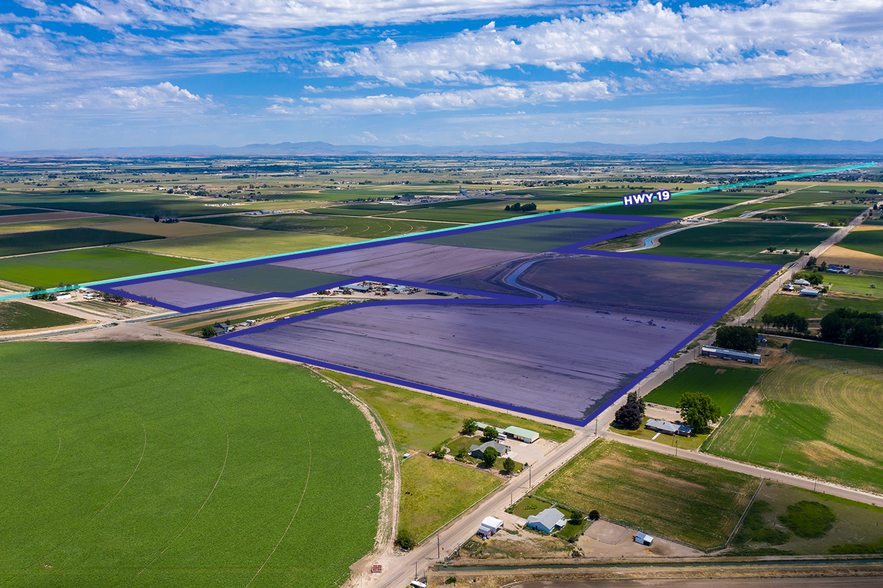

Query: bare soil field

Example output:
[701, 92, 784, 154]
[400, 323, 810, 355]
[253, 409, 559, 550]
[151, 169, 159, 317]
[228, 303, 696, 420]
[517, 255, 771, 322]
[819, 245, 883, 271]
[272, 241, 531, 282]
[118, 277, 256, 308]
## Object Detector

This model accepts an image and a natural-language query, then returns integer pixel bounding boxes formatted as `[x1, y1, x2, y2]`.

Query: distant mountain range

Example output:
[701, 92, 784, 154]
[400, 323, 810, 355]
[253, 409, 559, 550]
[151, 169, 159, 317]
[5, 137, 883, 158]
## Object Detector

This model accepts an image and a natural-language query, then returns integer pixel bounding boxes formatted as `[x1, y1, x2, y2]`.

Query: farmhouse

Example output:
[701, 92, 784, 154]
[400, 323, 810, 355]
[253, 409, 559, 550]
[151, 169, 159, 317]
[477, 516, 504, 538]
[701, 345, 762, 364]
[645, 419, 693, 437]
[504, 425, 540, 443]
[469, 440, 510, 460]
[526, 507, 566, 534]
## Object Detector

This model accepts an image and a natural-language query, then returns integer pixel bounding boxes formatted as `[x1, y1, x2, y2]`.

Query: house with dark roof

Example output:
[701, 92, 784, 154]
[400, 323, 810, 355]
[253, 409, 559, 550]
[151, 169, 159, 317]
[469, 440, 510, 460]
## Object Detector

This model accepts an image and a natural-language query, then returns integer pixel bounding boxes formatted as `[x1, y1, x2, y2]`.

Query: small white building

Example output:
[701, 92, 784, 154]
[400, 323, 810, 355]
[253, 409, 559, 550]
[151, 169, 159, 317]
[635, 531, 654, 546]
[477, 516, 504, 538]
[793, 278, 811, 287]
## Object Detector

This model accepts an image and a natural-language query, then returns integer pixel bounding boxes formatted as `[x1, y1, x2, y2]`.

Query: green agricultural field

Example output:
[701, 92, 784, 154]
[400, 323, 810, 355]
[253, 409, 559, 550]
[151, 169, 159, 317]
[710, 190, 869, 219]
[399, 454, 502, 543]
[536, 439, 758, 550]
[606, 192, 765, 218]
[0, 301, 85, 331]
[0, 341, 382, 587]
[644, 364, 765, 416]
[747, 205, 868, 224]
[731, 481, 883, 555]
[196, 213, 460, 239]
[0, 207, 49, 216]
[0, 227, 163, 257]
[0, 191, 243, 218]
[705, 340, 883, 492]
[759, 292, 883, 318]
[389, 206, 514, 224]
[320, 371, 574, 451]
[0, 248, 204, 288]
[0, 216, 140, 234]
[839, 229, 883, 258]
[633, 221, 835, 263]
[119, 229, 363, 262]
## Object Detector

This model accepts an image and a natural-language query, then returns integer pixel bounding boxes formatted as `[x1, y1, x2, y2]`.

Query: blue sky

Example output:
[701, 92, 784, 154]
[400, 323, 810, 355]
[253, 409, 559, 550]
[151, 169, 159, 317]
[2, 0, 882, 150]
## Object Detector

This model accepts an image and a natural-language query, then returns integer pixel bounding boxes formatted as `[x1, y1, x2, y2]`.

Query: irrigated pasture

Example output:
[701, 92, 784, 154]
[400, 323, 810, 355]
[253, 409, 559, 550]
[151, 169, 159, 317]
[536, 439, 758, 550]
[0, 301, 84, 331]
[0, 227, 163, 257]
[610, 192, 763, 218]
[399, 454, 502, 543]
[0, 207, 49, 216]
[748, 205, 868, 224]
[97, 220, 242, 238]
[643, 364, 764, 416]
[320, 370, 574, 451]
[231, 303, 697, 420]
[0, 341, 382, 587]
[196, 213, 460, 239]
[731, 481, 883, 555]
[118, 230, 363, 262]
[637, 221, 835, 262]
[0, 248, 204, 288]
[760, 292, 883, 317]
[706, 341, 883, 493]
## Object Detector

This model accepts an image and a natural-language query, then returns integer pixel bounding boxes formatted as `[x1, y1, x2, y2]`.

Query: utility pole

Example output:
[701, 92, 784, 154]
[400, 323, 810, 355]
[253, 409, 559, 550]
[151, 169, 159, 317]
[437, 534, 441, 559]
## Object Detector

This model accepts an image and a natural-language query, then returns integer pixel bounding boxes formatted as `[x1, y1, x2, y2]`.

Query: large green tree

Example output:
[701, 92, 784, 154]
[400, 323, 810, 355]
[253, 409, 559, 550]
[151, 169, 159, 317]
[714, 326, 758, 353]
[482, 447, 499, 467]
[614, 401, 642, 430]
[677, 392, 722, 430]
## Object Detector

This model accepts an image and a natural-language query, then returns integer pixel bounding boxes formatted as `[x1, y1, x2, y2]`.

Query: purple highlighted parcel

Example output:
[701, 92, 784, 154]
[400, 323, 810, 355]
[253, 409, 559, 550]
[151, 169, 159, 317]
[95, 212, 777, 424]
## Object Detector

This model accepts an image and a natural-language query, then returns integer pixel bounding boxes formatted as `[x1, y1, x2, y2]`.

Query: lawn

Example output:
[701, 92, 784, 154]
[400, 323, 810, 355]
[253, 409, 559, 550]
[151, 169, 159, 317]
[611, 417, 709, 451]
[730, 481, 883, 555]
[644, 364, 765, 416]
[320, 370, 574, 452]
[0, 227, 163, 257]
[399, 454, 502, 543]
[0, 341, 382, 587]
[839, 229, 883, 258]
[705, 340, 883, 493]
[118, 229, 363, 262]
[0, 301, 84, 331]
[196, 213, 460, 239]
[0, 248, 205, 288]
[535, 439, 759, 550]
[638, 221, 835, 263]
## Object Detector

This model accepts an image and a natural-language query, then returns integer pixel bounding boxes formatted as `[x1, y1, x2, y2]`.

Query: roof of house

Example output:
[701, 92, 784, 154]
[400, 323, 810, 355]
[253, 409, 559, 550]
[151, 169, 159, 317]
[794, 278, 811, 285]
[526, 508, 566, 531]
[646, 419, 693, 435]
[701, 345, 762, 362]
[469, 440, 509, 456]
[504, 425, 539, 440]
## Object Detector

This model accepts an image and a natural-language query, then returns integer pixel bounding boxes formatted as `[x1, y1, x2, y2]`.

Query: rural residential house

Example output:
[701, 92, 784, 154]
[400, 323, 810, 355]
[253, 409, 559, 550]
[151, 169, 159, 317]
[469, 440, 510, 460]
[526, 507, 566, 534]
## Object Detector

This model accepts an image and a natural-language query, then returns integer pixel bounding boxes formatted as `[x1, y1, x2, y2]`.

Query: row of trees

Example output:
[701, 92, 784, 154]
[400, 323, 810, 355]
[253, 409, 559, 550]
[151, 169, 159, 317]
[760, 312, 809, 334]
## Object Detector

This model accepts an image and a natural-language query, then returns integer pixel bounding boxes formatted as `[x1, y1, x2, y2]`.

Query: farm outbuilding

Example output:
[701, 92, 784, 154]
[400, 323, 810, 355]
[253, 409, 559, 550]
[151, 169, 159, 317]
[469, 440, 510, 460]
[635, 531, 654, 546]
[800, 288, 820, 297]
[477, 516, 504, 538]
[504, 426, 540, 443]
[526, 508, 566, 534]
[700, 345, 762, 364]
[645, 419, 693, 437]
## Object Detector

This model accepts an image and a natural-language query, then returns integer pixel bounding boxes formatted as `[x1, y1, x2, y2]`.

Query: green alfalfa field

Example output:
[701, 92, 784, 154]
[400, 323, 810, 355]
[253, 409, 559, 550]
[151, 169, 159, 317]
[0, 341, 383, 587]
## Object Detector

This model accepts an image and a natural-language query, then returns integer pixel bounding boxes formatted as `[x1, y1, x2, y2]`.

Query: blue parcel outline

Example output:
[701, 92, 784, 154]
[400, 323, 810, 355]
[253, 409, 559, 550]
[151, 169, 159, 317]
[93, 212, 777, 425]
